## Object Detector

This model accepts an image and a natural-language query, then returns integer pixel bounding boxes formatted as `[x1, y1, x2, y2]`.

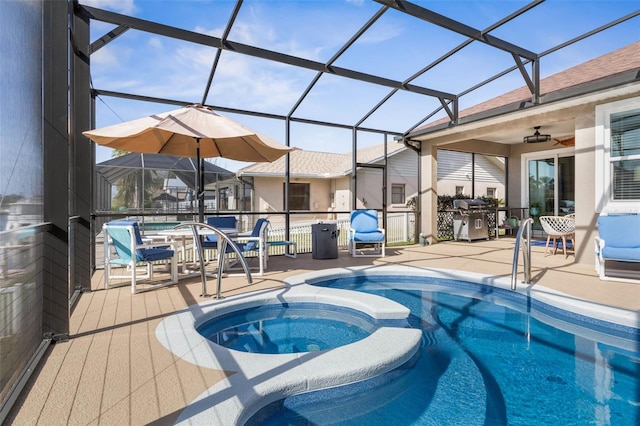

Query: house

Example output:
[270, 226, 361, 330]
[237, 142, 506, 226]
[409, 41, 640, 269]
[236, 142, 418, 225]
[436, 149, 506, 200]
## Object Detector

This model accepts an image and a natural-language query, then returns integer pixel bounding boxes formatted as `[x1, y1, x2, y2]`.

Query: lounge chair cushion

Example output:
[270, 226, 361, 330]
[598, 215, 640, 250]
[352, 230, 385, 242]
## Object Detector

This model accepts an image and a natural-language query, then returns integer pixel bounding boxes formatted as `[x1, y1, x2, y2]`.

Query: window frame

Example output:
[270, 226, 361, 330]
[595, 98, 640, 213]
[391, 183, 405, 205]
[284, 182, 310, 211]
[218, 187, 230, 210]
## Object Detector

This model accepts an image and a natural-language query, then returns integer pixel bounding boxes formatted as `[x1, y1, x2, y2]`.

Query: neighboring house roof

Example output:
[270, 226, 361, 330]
[237, 142, 407, 178]
[411, 41, 640, 135]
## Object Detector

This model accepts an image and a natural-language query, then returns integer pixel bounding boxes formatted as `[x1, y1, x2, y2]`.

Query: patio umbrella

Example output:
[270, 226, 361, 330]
[83, 104, 294, 222]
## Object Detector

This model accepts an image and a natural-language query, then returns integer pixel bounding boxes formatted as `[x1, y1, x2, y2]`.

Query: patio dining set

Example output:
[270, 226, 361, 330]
[101, 209, 386, 295]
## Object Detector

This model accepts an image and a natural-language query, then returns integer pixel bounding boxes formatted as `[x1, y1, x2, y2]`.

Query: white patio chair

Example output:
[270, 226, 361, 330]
[539, 215, 576, 258]
[103, 220, 178, 293]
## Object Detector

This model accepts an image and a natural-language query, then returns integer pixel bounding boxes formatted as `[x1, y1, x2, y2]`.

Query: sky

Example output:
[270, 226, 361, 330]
[81, 0, 640, 172]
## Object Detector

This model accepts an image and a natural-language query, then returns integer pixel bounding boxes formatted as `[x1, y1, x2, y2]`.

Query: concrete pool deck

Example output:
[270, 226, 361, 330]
[7, 238, 640, 425]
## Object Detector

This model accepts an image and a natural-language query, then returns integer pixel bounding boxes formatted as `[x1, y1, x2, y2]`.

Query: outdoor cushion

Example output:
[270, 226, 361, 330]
[597, 215, 640, 249]
[600, 246, 640, 262]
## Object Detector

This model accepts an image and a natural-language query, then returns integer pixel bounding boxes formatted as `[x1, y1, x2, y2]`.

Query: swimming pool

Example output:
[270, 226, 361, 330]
[156, 266, 639, 425]
[196, 302, 380, 354]
[251, 273, 639, 425]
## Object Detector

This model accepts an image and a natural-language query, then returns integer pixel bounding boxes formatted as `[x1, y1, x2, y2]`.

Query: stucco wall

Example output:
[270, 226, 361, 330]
[253, 176, 339, 224]
[574, 108, 597, 265]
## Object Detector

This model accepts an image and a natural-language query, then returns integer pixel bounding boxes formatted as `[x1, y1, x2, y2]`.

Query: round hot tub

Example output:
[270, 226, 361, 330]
[196, 302, 378, 354]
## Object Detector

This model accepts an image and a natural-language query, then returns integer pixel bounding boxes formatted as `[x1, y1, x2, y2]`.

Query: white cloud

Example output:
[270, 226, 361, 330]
[147, 37, 163, 50]
[193, 25, 224, 39]
[90, 45, 121, 67]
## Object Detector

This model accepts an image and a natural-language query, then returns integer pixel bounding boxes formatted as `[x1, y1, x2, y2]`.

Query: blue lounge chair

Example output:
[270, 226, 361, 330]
[103, 220, 178, 293]
[348, 210, 385, 257]
[595, 214, 640, 283]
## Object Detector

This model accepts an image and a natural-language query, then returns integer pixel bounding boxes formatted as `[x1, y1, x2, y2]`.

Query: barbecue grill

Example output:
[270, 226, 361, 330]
[453, 199, 490, 242]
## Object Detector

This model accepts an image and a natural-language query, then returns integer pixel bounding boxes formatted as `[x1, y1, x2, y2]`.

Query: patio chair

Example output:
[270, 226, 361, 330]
[202, 216, 238, 259]
[349, 210, 385, 257]
[595, 214, 640, 283]
[539, 215, 576, 258]
[203, 218, 270, 276]
[103, 220, 178, 293]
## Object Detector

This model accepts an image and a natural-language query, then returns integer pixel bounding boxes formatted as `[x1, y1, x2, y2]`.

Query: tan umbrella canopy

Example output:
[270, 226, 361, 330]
[83, 104, 294, 222]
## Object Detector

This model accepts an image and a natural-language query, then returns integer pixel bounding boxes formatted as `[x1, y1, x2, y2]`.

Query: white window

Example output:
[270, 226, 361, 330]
[486, 187, 496, 198]
[455, 186, 464, 195]
[596, 98, 640, 213]
[610, 111, 640, 200]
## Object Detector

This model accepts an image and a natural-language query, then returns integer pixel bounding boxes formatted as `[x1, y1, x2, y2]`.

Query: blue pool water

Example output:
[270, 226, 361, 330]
[197, 303, 380, 354]
[251, 276, 640, 425]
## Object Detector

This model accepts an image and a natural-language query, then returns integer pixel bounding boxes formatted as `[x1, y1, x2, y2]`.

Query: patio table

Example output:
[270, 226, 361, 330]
[158, 224, 247, 298]
[157, 227, 237, 274]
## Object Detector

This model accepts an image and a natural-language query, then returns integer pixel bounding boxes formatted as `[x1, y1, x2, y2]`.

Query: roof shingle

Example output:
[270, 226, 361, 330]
[415, 41, 640, 131]
[238, 142, 406, 177]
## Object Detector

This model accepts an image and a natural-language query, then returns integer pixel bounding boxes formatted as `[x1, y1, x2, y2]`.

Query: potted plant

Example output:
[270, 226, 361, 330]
[529, 201, 541, 216]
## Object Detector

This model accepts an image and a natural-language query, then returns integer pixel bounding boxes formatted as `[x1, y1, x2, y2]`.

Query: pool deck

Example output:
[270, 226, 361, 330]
[7, 238, 640, 425]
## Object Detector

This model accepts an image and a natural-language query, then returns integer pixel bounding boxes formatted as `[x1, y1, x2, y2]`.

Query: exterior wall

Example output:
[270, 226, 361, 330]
[250, 148, 419, 218]
[436, 150, 506, 200]
[575, 109, 596, 265]
[419, 143, 438, 245]
[252, 176, 337, 227]
[355, 149, 419, 211]
[387, 149, 419, 211]
[356, 168, 383, 209]
[333, 177, 351, 213]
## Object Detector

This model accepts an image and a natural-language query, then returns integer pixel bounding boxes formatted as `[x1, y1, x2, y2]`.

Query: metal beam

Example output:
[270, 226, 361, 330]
[89, 24, 129, 54]
[512, 53, 536, 95]
[79, 5, 456, 101]
[404, 10, 640, 137]
[288, 5, 390, 118]
[356, 0, 541, 130]
[201, 0, 243, 105]
[91, 88, 405, 137]
[406, 67, 640, 140]
[374, 0, 538, 60]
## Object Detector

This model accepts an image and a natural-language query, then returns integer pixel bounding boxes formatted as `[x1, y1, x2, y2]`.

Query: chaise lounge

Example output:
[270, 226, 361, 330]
[594, 214, 640, 283]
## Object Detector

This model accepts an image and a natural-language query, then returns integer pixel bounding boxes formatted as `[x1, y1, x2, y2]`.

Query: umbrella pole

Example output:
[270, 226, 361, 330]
[197, 139, 205, 223]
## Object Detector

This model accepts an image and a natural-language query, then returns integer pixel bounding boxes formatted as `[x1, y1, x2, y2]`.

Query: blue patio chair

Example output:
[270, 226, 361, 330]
[203, 218, 269, 276]
[202, 216, 238, 247]
[103, 220, 178, 293]
[349, 210, 385, 257]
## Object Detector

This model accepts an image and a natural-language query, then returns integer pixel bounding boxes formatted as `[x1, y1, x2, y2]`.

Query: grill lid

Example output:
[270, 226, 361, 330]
[453, 199, 486, 210]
